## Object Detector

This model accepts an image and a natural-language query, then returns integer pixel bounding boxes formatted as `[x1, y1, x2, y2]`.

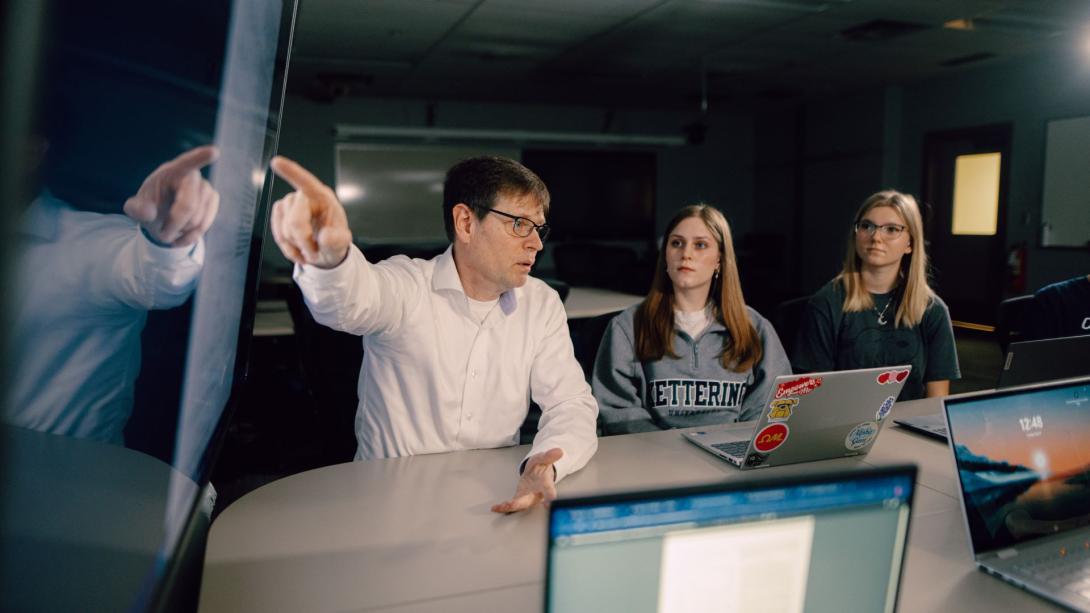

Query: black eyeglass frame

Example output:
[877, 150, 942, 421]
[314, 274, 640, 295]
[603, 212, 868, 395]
[854, 220, 906, 238]
[486, 208, 551, 241]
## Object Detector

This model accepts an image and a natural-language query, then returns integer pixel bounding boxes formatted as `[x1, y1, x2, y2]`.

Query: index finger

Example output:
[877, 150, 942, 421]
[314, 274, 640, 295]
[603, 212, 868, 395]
[157, 145, 220, 180]
[271, 155, 329, 195]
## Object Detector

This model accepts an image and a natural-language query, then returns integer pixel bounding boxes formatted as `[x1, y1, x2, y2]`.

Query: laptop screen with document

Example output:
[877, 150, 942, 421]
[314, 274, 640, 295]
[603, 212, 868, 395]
[546, 466, 916, 613]
[945, 378, 1090, 555]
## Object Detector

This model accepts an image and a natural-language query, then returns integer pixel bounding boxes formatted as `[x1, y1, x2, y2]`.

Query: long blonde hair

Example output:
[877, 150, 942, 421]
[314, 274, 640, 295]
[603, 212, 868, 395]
[836, 190, 934, 327]
[635, 204, 762, 372]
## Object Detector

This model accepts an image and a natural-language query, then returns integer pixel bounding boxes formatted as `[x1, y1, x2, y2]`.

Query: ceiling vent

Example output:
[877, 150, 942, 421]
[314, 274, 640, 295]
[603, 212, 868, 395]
[840, 19, 929, 42]
[941, 52, 996, 67]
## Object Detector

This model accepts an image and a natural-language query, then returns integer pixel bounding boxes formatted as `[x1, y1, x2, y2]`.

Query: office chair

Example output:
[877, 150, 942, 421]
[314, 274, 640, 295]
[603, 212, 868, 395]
[996, 294, 1035, 353]
[773, 295, 811, 356]
[283, 283, 362, 464]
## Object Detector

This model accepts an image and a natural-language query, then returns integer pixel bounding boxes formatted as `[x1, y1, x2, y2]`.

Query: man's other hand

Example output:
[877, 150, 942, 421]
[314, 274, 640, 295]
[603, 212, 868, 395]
[491, 448, 563, 514]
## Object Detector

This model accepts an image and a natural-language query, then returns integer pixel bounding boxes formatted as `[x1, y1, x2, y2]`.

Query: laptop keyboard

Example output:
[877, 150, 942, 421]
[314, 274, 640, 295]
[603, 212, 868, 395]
[1012, 541, 1090, 594]
[711, 440, 749, 458]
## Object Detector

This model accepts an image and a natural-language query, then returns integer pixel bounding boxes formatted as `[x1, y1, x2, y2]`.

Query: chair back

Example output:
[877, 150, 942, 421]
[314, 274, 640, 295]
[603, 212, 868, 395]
[996, 294, 1035, 353]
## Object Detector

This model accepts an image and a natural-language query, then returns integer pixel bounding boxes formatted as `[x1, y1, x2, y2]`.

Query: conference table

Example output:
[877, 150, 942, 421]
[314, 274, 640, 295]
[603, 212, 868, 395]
[198, 397, 1064, 612]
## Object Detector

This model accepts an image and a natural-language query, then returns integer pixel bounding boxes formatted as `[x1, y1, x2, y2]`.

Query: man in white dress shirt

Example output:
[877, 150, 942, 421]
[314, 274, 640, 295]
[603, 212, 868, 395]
[269, 155, 598, 513]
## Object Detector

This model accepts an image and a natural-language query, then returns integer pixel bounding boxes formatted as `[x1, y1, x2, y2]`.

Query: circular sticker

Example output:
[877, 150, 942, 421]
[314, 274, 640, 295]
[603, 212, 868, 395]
[754, 423, 790, 453]
[875, 396, 896, 422]
[845, 421, 880, 451]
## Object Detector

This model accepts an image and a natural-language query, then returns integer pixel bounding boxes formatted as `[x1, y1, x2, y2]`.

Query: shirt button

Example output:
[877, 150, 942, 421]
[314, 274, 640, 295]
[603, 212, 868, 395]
[471, 370, 478, 378]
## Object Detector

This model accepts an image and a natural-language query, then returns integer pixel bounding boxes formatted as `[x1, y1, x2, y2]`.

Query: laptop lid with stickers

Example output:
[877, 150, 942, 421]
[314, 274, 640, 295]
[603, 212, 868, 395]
[683, 365, 911, 469]
[545, 464, 917, 613]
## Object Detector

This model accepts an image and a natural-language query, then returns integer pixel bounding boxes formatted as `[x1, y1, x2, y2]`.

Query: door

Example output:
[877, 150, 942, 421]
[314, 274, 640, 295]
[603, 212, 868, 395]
[922, 124, 1011, 327]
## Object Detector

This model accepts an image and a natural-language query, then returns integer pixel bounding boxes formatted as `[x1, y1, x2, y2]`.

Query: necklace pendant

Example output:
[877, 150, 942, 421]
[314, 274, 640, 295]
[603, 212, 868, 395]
[877, 313, 887, 325]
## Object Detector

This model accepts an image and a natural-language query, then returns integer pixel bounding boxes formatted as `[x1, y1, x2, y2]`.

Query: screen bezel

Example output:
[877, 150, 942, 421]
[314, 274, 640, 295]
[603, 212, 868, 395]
[142, 1, 299, 610]
[544, 464, 917, 613]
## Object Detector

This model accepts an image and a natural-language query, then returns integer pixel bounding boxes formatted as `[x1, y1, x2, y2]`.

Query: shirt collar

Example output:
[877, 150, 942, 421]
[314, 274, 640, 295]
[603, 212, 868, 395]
[432, 245, 520, 317]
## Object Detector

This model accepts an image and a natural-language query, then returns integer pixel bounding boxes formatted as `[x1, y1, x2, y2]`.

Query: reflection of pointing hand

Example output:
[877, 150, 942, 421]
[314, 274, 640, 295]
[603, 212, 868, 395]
[269, 156, 352, 269]
[124, 145, 220, 248]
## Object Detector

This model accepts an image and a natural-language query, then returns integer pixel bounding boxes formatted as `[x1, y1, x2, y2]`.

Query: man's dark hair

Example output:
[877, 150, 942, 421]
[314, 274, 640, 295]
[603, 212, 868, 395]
[442, 156, 550, 242]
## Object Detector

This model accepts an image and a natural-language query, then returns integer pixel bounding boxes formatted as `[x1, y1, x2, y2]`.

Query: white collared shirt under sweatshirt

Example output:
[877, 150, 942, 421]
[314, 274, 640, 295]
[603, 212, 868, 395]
[293, 245, 598, 481]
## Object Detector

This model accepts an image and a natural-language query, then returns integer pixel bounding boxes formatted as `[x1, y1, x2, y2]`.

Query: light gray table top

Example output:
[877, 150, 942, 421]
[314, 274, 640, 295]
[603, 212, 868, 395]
[562, 287, 642, 319]
[251, 286, 639, 338]
[199, 397, 1064, 612]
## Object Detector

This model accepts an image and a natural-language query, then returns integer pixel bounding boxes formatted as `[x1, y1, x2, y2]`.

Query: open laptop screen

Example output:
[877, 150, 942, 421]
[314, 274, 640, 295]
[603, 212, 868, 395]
[945, 378, 1090, 555]
[546, 467, 915, 613]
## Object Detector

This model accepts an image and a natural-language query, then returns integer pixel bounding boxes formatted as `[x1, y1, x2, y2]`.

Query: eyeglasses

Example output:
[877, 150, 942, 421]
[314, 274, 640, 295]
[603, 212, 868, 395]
[855, 220, 906, 239]
[487, 208, 551, 242]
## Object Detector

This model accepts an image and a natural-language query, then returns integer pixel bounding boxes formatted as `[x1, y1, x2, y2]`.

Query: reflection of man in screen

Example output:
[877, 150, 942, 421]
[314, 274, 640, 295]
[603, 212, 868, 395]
[3, 144, 220, 444]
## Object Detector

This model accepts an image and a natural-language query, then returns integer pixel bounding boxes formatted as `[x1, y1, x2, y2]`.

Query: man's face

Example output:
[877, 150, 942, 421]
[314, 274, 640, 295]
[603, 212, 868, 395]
[463, 192, 545, 298]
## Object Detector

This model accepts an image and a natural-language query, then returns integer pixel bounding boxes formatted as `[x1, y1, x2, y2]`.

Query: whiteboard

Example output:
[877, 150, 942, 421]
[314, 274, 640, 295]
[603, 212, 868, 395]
[1041, 116, 1090, 247]
[336, 143, 520, 244]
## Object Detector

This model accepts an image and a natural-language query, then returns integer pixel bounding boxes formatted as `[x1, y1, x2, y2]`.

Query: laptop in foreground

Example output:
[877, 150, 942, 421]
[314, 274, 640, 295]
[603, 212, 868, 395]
[683, 366, 910, 469]
[545, 465, 917, 613]
[896, 333, 1090, 441]
[944, 377, 1090, 611]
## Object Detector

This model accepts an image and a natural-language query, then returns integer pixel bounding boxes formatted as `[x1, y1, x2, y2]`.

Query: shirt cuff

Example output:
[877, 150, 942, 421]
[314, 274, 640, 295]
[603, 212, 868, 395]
[138, 226, 205, 266]
[292, 244, 360, 284]
[518, 457, 558, 482]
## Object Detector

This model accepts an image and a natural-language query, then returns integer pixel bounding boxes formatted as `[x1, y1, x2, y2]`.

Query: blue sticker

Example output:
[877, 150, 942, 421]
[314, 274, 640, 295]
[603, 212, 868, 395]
[876, 396, 896, 422]
[845, 421, 880, 451]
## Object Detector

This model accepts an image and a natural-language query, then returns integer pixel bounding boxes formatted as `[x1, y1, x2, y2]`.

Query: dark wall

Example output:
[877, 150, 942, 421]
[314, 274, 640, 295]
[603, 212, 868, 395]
[899, 53, 1090, 290]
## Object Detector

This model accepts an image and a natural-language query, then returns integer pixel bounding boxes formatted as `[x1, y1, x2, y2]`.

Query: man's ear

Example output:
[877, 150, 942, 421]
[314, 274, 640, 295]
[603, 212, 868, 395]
[452, 203, 476, 243]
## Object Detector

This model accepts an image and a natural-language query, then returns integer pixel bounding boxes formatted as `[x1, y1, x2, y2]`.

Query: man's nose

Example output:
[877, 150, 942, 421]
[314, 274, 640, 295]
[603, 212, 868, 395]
[527, 230, 543, 251]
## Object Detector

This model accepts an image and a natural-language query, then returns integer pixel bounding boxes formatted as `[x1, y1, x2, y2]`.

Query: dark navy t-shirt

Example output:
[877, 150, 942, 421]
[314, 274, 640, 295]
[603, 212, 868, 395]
[1024, 276, 1090, 341]
[791, 280, 961, 401]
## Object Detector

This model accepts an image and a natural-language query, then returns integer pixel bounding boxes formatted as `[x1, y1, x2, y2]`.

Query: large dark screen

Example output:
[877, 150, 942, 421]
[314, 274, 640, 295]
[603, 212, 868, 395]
[0, 0, 296, 610]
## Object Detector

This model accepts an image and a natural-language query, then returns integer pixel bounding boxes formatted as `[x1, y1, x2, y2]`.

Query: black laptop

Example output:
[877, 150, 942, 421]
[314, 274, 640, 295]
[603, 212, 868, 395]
[896, 333, 1090, 441]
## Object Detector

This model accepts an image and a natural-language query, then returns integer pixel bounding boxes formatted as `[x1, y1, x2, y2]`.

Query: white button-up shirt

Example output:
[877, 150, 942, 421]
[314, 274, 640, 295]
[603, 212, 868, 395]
[5, 194, 204, 443]
[294, 245, 598, 480]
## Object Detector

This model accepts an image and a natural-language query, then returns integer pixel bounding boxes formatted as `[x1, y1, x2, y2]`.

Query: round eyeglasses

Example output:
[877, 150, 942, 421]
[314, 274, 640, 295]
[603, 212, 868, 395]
[487, 208, 551, 242]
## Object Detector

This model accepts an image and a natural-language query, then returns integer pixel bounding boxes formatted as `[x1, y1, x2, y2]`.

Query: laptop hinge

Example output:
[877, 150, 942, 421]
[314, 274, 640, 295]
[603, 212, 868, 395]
[996, 548, 1019, 560]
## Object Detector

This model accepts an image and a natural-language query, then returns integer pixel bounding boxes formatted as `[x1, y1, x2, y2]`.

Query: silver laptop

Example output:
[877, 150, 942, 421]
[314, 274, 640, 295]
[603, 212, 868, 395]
[896, 333, 1090, 441]
[682, 366, 910, 469]
[944, 377, 1090, 611]
[545, 465, 917, 613]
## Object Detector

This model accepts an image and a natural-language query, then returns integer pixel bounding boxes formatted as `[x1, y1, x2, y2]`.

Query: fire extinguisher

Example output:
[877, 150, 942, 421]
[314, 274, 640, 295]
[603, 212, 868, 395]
[1007, 242, 1027, 294]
